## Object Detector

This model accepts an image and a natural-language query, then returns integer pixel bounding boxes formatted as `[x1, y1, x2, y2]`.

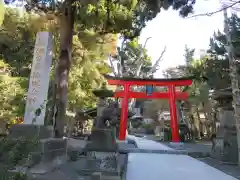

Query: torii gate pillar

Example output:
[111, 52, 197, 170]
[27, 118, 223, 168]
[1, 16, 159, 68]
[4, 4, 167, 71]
[119, 84, 130, 141]
[169, 85, 179, 142]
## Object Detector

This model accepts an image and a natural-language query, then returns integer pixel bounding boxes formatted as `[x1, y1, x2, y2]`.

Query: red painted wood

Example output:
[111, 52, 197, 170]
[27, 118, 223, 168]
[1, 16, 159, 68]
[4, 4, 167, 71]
[107, 79, 192, 86]
[119, 84, 130, 141]
[169, 85, 180, 142]
[114, 91, 188, 99]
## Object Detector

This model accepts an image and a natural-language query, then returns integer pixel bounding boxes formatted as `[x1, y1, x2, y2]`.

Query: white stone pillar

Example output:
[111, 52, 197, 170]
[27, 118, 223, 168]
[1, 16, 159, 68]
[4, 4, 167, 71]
[24, 32, 53, 125]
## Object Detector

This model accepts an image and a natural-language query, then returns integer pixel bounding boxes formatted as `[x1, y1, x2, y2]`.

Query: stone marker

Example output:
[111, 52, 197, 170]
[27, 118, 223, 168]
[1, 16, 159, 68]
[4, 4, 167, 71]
[7, 32, 67, 170]
[24, 31, 53, 125]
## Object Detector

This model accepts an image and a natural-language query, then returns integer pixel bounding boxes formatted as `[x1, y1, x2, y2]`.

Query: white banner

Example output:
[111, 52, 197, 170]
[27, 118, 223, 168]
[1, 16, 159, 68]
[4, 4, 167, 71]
[24, 32, 53, 125]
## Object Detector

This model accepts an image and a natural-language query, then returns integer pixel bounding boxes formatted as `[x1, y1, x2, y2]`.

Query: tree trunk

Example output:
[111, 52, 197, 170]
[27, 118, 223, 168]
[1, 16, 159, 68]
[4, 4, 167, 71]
[195, 107, 201, 139]
[223, 8, 240, 164]
[202, 108, 211, 137]
[201, 101, 213, 137]
[54, 0, 75, 137]
[211, 109, 217, 134]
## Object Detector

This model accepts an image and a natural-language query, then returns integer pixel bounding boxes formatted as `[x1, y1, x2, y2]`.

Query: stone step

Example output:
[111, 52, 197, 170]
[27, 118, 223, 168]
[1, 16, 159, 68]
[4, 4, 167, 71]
[80, 159, 118, 171]
[90, 172, 121, 180]
[101, 176, 121, 180]
[77, 169, 119, 176]
[70, 158, 119, 177]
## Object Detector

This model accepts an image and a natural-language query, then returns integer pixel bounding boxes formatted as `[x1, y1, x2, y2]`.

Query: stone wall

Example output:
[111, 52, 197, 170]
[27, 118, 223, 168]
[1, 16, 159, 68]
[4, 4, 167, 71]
[8, 124, 67, 166]
[29, 138, 67, 166]
[8, 124, 53, 139]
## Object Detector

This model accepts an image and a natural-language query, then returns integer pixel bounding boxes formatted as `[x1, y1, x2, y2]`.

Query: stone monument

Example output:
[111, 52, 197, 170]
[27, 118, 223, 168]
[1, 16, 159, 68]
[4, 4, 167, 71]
[211, 88, 238, 164]
[24, 32, 52, 125]
[9, 32, 54, 138]
[8, 32, 67, 169]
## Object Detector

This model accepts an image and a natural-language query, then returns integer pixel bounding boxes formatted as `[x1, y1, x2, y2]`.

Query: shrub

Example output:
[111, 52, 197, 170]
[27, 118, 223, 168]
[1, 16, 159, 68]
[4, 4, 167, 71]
[0, 137, 39, 180]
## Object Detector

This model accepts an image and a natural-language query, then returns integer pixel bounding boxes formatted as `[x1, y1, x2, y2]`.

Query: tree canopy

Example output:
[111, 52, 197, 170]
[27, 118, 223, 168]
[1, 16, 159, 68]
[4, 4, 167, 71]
[24, 0, 196, 38]
[0, 8, 116, 120]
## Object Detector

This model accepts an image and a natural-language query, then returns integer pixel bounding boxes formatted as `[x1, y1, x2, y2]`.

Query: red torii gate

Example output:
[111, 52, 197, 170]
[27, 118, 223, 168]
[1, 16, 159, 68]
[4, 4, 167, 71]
[105, 75, 193, 142]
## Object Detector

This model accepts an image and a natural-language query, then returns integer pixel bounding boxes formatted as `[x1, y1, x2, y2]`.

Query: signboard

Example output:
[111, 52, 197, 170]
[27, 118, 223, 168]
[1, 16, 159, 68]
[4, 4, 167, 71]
[146, 85, 153, 96]
[24, 32, 53, 125]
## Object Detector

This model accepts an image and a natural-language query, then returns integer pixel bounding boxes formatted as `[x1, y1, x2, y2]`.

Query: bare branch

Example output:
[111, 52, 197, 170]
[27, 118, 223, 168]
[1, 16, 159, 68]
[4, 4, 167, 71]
[150, 46, 167, 74]
[117, 63, 122, 77]
[141, 37, 152, 58]
[187, 0, 240, 19]
[117, 39, 127, 77]
[108, 55, 118, 76]
[135, 37, 152, 77]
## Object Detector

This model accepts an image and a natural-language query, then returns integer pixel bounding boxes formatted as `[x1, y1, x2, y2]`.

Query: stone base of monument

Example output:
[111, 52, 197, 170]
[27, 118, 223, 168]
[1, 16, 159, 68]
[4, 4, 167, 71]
[211, 128, 238, 165]
[221, 134, 238, 165]
[7, 124, 67, 173]
[85, 128, 118, 152]
[210, 88, 239, 165]
[8, 124, 53, 139]
[29, 138, 67, 165]
[212, 138, 238, 165]
[68, 128, 127, 180]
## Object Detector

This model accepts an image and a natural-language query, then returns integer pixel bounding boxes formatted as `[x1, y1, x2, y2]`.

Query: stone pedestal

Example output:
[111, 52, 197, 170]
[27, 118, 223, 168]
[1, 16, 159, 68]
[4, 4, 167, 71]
[8, 124, 53, 139]
[8, 124, 67, 167]
[78, 128, 121, 178]
[217, 107, 238, 164]
[211, 88, 238, 164]
[86, 128, 118, 152]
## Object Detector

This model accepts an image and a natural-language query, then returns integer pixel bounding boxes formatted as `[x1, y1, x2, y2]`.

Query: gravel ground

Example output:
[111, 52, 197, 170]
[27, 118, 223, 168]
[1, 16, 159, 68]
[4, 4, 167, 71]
[198, 157, 240, 179]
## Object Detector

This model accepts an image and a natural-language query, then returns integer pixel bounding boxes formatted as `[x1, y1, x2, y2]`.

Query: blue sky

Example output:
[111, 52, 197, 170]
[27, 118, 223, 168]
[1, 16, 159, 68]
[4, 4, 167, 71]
[138, 0, 224, 77]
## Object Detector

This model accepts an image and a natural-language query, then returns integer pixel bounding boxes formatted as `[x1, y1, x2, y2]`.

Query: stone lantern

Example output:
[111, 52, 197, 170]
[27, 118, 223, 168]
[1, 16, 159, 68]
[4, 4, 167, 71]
[210, 88, 238, 164]
[92, 86, 114, 117]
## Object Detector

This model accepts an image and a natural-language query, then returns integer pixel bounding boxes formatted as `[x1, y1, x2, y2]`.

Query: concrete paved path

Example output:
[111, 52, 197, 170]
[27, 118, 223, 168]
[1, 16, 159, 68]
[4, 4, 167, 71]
[127, 135, 173, 150]
[126, 135, 238, 180]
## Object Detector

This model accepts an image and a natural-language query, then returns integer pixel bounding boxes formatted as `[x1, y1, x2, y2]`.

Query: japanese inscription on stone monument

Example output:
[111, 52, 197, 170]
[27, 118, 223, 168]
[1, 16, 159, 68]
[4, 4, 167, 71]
[24, 32, 53, 125]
